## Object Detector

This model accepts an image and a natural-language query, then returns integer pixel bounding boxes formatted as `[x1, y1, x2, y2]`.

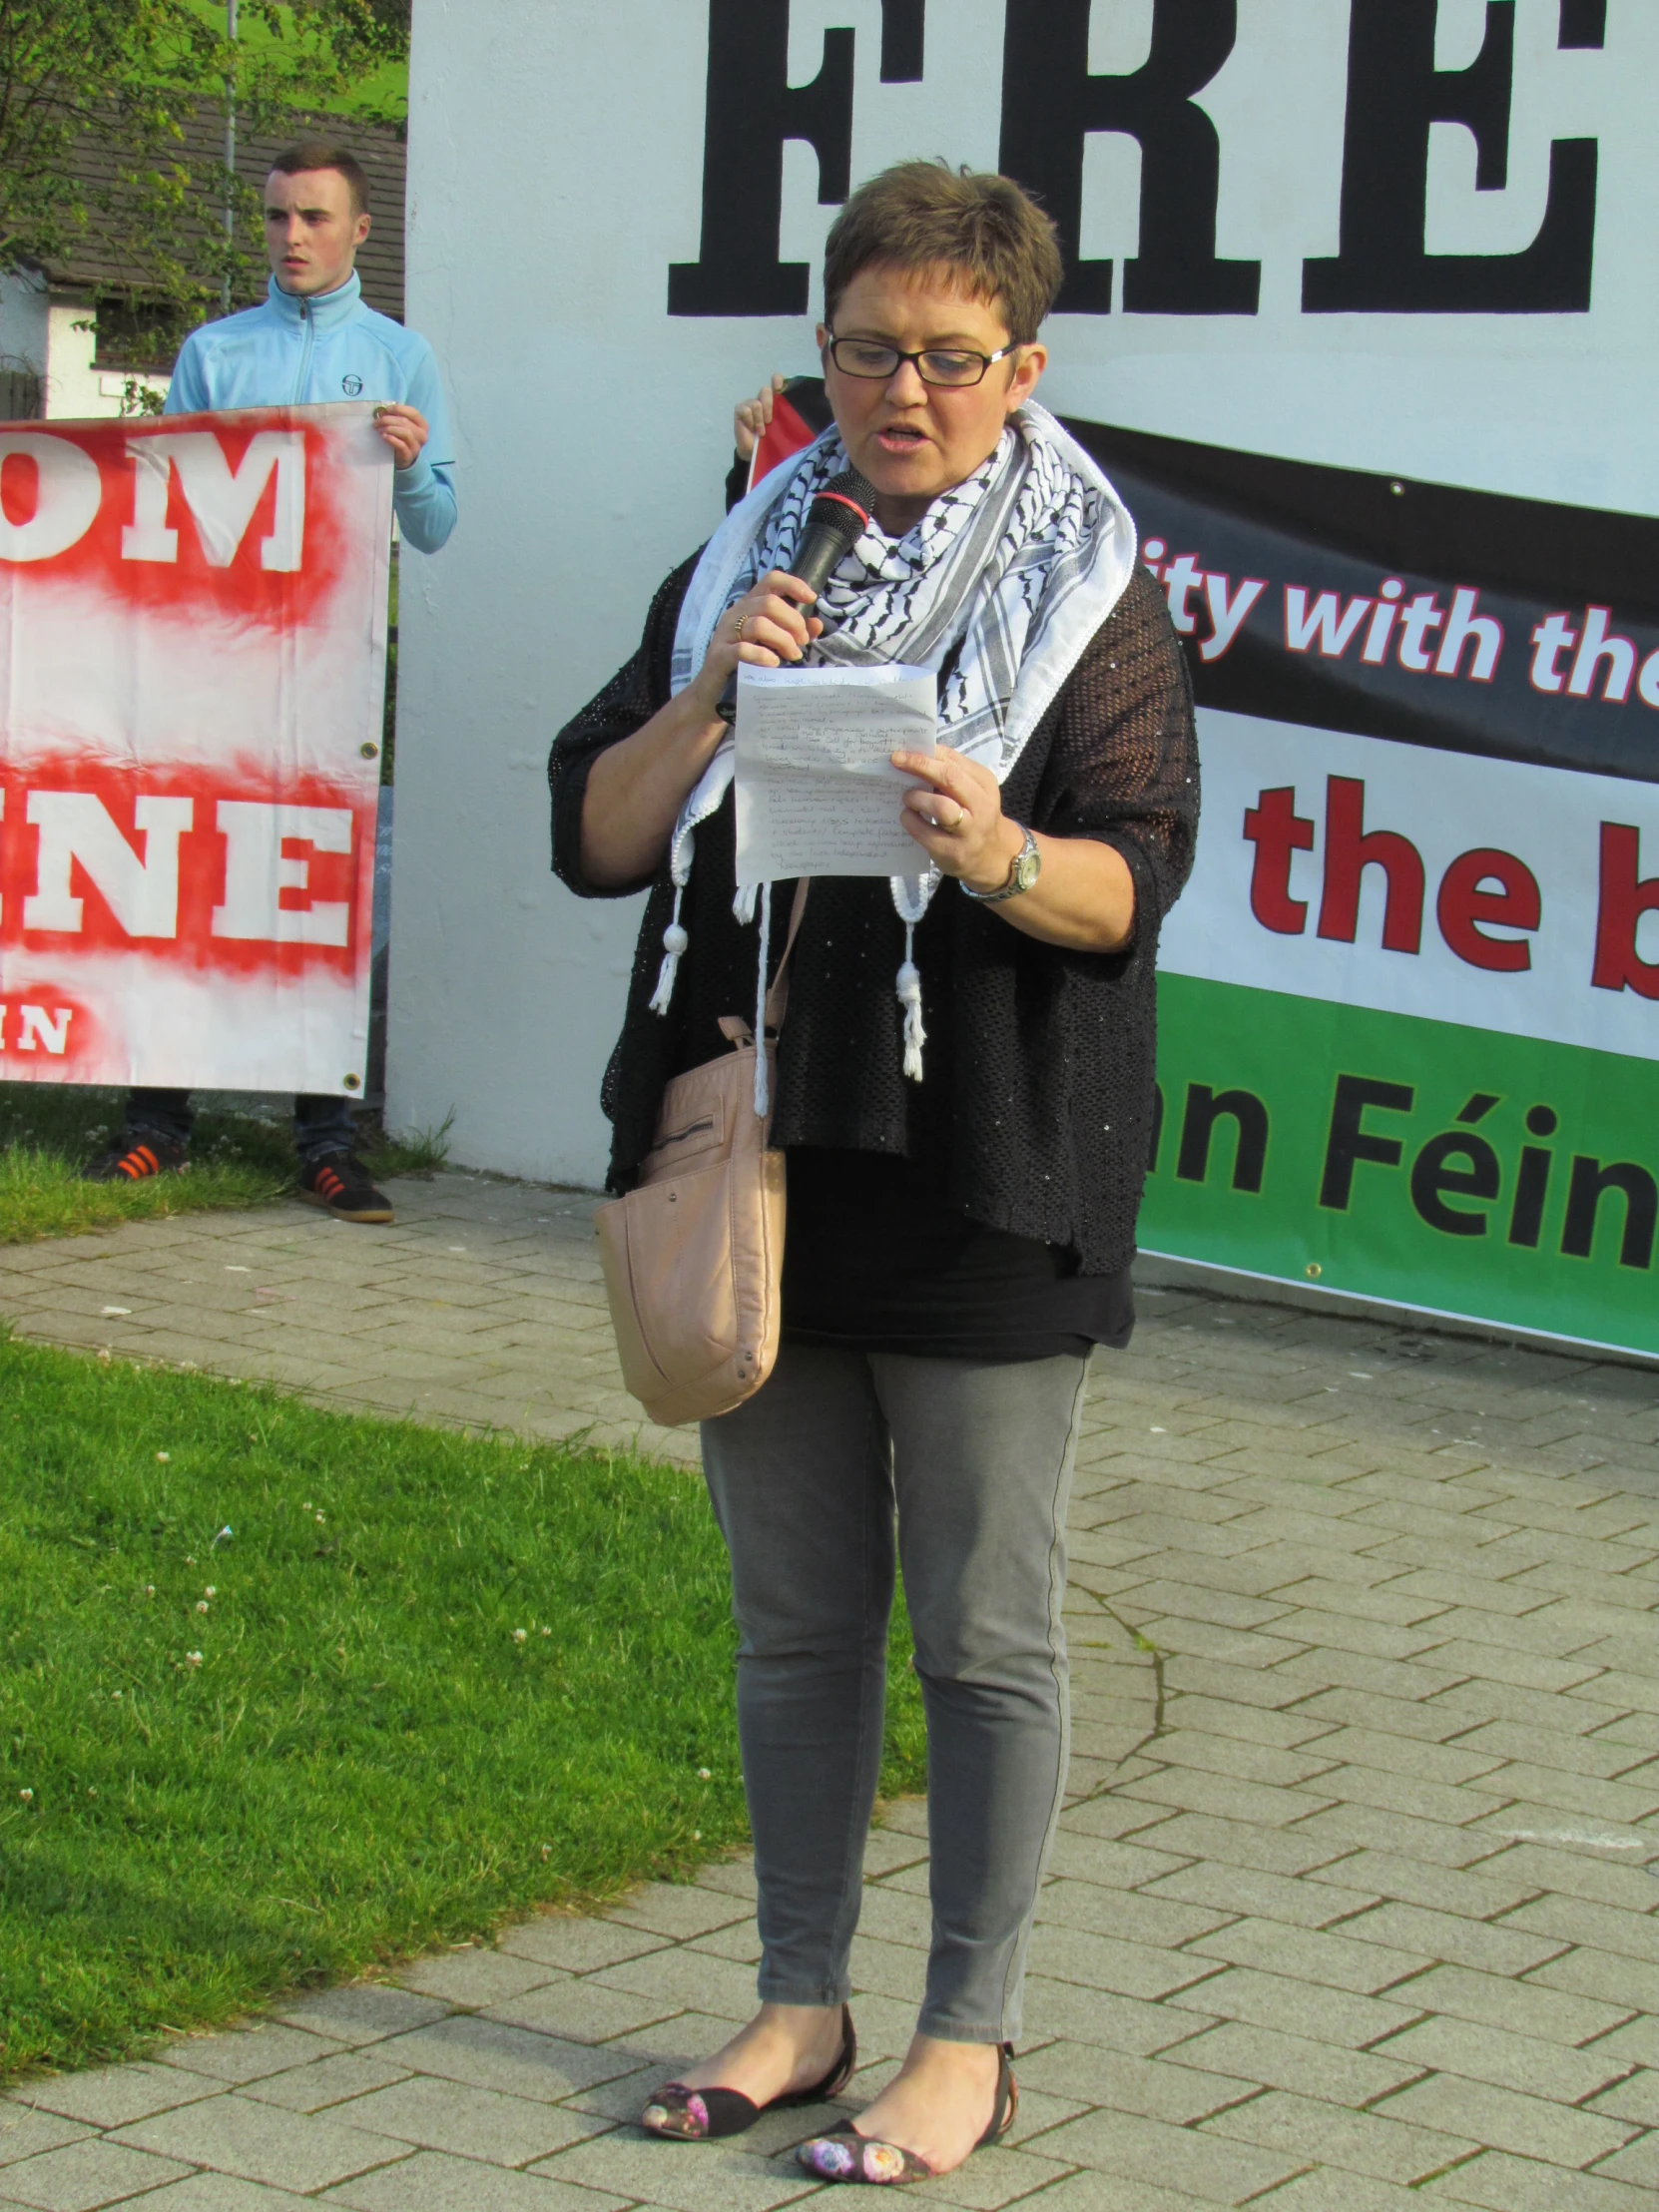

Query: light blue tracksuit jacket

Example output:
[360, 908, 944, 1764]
[166, 272, 457, 553]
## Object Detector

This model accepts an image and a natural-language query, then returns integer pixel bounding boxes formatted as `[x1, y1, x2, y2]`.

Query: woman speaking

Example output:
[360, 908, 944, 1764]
[550, 162, 1197, 2185]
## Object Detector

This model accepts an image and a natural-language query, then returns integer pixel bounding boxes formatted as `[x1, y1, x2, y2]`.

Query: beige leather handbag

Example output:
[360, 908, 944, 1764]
[595, 886, 806, 1429]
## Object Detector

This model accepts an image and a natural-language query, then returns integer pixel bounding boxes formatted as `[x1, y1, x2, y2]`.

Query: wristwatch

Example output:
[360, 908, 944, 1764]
[961, 825, 1040, 904]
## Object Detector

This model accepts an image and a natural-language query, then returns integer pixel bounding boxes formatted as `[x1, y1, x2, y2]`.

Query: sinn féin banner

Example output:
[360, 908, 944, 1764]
[0, 404, 391, 1096]
[754, 382, 1659, 1360]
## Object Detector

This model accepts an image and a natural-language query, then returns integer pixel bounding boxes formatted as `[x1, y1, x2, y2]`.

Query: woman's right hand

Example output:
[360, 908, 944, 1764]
[580, 575, 821, 887]
[689, 571, 825, 718]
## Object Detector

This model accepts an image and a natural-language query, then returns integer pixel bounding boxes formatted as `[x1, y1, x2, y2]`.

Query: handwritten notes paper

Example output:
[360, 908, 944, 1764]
[734, 663, 937, 880]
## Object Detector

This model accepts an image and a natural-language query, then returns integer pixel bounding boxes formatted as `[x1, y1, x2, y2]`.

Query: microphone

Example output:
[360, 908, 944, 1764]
[717, 467, 876, 721]
[784, 466, 876, 599]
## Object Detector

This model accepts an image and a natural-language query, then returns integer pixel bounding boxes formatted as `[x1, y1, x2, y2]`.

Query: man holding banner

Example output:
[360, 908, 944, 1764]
[84, 139, 456, 1223]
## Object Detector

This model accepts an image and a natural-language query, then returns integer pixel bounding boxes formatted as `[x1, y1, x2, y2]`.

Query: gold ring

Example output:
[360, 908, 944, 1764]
[734, 613, 750, 644]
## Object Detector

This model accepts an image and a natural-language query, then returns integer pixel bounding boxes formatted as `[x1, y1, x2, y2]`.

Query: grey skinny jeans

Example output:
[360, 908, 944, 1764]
[700, 1341, 1089, 2044]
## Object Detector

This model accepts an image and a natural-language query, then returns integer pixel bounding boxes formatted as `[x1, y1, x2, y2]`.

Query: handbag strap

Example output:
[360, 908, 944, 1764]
[717, 879, 811, 1052]
[763, 877, 810, 1034]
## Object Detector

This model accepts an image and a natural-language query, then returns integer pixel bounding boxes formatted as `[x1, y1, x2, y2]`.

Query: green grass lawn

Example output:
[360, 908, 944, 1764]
[0, 1336, 926, 2081]
[0, 1084, 445, 1246]
[183, 2, 409, 122]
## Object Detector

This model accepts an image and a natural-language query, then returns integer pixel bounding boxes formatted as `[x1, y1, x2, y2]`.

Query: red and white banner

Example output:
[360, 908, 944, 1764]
[1158, 710, 1659, 1066]
[0, 402, 391, 1092]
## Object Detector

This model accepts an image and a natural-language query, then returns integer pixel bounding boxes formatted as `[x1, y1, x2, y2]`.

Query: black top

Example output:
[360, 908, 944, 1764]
[784, 1148, 1134, 1360]
[549, 556, 1199, 1278]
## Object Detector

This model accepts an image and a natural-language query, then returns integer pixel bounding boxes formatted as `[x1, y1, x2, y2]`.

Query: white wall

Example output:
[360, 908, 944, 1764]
[393, 1, 755, 1184]
[393, 0, 1659, 1188]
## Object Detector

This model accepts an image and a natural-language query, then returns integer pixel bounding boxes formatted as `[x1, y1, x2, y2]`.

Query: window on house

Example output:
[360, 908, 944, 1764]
[92, 298, 183, 374]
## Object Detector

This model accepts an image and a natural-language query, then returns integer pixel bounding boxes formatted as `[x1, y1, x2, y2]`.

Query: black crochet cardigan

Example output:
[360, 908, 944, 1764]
[548, 558, 1199, 1276]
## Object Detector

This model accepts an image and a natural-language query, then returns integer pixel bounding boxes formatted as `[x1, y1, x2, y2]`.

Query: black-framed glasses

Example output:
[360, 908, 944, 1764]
[825, 334, 1019, 388]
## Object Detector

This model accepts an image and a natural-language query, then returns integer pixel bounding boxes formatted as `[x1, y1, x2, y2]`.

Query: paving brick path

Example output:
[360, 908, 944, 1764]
[3, 1171, 1658, 2209]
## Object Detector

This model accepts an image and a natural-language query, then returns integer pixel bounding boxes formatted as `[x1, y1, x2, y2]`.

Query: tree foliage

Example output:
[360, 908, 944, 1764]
[0, 0, 410, 365]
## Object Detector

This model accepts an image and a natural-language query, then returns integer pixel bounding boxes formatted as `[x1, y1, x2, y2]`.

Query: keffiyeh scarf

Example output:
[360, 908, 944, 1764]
[657, 401, 1138, 1104]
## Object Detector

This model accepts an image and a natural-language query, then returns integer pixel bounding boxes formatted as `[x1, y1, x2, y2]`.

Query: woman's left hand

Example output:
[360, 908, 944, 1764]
[892, 747, 1021, 894]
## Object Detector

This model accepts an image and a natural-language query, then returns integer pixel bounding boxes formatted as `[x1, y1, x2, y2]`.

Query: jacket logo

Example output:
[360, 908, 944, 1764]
[341, 374, 363, 396]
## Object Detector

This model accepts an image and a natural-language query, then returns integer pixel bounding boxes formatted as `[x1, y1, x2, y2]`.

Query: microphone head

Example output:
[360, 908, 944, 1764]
[784, 465, 879, 599]
[806, 466, 876, 551]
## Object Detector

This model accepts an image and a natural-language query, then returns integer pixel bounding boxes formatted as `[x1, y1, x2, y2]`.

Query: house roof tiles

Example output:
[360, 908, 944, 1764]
[39, 108, 406, 324]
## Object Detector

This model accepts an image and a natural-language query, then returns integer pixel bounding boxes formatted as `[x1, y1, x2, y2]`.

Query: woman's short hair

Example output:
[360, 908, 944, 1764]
[270, 139, 371, 220]
[823, 162, 1063, 345]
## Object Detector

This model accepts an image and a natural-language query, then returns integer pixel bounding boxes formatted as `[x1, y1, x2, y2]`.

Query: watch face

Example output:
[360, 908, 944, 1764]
[1013, 841, 1040, 891]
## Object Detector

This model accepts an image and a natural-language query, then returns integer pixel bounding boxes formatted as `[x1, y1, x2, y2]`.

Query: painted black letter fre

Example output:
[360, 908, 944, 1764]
[999, 0, 1260, 315]
[1304, 0, 1600, 314]
[668, 0, 854, 316]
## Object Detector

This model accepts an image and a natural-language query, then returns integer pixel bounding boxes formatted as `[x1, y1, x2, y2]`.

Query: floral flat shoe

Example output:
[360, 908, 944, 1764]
[641, 2004, 855, 2141]
[797, 2042, 1017, 2184]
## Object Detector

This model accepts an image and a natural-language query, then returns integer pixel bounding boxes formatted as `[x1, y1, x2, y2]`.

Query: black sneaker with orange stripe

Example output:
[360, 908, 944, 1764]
[297, 1150, 394, 1224]
[84, 1135, 188, 1183]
